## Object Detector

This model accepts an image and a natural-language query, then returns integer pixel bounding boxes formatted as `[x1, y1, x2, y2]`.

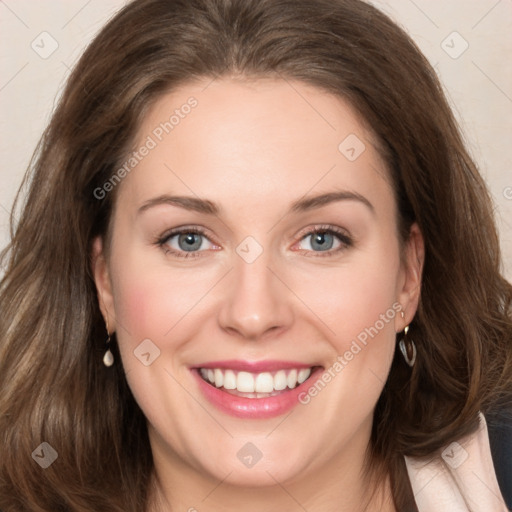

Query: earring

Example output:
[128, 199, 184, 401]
[103, 320, 114, 367]
[398, 325, 416, 367]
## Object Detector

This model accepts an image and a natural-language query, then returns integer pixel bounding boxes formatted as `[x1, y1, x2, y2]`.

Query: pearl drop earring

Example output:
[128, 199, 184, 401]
[103, 319, 114, 367]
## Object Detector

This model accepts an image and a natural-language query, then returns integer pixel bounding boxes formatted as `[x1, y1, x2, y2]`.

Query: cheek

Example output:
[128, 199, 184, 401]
[290, 250, 402, 431]
[111, 260, 215, 342]
[108, 264, 210, 443]
[290, 248, 401, 351]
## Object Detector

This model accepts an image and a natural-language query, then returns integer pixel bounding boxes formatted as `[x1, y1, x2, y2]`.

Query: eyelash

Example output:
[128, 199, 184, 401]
[155, 225, 353, 259]
[156, 227, 212, 259]
[294, 224, 353, 257]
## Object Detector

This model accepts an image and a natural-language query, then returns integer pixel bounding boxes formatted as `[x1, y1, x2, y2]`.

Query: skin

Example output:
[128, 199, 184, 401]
[93, 78, 424, 512]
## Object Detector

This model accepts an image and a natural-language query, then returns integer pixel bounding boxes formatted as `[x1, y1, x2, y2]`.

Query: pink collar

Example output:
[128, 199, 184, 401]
[405, 413, 508, 511]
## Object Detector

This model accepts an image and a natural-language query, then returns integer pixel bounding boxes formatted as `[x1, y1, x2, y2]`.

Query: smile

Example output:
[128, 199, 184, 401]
[192, 360, 323, 419]
[199, 367, 313, 396]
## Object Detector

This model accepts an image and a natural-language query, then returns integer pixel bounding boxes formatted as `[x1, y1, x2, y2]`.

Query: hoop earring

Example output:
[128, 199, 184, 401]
[398, 325, 416, 367]
[103, 320, 114, 367]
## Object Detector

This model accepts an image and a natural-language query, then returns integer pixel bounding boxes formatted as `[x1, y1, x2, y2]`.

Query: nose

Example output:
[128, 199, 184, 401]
[217, 250, 294, 341]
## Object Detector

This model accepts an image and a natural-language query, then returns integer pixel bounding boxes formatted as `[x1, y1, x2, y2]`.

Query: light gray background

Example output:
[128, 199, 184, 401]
[1, 0, 511, 279]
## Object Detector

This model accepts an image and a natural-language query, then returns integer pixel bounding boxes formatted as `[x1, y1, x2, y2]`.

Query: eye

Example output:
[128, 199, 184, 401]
[294, 226, 352, 254]
[157, 228, 218, 258]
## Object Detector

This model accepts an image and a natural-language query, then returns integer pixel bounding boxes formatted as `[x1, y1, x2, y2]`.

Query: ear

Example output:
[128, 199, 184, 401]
[91, 236, 116, 332]
[395, 222, 424, 332]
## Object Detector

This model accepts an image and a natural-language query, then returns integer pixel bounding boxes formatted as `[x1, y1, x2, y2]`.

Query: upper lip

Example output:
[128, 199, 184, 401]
[193, 360, 319, 372]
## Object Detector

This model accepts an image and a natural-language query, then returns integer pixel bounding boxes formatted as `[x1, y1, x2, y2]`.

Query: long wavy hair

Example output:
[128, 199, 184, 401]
[1, 0, 511, 510]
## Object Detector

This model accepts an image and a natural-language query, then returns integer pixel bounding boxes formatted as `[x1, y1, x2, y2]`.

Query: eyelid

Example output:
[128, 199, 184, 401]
[295, 224, 352, 241]
[291, 224, 353, 255]
[156, 225, 219, 258]
[155, 223, 353, 259]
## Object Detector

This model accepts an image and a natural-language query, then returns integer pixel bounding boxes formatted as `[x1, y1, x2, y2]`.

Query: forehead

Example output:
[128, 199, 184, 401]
[116, 78, 392, 215]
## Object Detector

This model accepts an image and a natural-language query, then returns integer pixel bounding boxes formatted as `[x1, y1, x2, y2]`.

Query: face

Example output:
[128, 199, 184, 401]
[93, 78, 423, 494]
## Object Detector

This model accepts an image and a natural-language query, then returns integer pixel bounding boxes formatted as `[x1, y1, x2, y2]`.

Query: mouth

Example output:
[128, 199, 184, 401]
[191, 361, 323, 418]
[198, 366, 319, 398]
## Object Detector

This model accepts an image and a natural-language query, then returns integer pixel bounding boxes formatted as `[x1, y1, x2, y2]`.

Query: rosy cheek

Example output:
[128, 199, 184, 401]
[112, 267, 202, 342]
[312, 261, 398, 355]
[309, 263, 393, 321]
[116, 285, 150, 334]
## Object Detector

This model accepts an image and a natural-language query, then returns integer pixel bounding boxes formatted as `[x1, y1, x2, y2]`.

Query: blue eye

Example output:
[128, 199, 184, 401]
[156, 225, 351, 259]
[296, 228, 352, 254]
[174, 233, 204, 252]
[308, 232, 336, 251]
[158, 228, 215, 257]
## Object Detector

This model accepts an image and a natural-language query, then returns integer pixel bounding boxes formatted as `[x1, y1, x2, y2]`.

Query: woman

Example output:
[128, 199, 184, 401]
[0, 0, 510, 510]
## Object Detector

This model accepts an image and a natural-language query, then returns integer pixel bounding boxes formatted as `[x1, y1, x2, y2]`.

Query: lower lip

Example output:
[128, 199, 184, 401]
[192, 367, 323, 419]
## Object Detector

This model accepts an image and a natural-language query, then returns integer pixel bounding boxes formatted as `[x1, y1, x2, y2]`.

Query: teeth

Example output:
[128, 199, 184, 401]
[274, 370, 288, 390]
[223, 369, 237, 390]
[199, 367, 312, 394]
[214, 368, 224, 388]
[255, 372, 274, 393]
[237, 371, 255, 392]
[287, 369, 298, 389]
[297, 368, 310, 384]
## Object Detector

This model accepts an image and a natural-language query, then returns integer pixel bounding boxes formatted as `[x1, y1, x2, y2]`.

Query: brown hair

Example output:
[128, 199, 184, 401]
[1, 0, 511, 510]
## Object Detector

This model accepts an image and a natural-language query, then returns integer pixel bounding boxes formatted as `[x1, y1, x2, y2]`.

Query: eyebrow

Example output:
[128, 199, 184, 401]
[290, 191, 374, 213]
[137, 195, 219, 215]
[137, 190, 374, 216]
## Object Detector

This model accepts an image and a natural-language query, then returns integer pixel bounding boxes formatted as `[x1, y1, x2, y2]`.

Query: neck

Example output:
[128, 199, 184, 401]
[149, 474, 395, 512]
[147, 438, 396, 512]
